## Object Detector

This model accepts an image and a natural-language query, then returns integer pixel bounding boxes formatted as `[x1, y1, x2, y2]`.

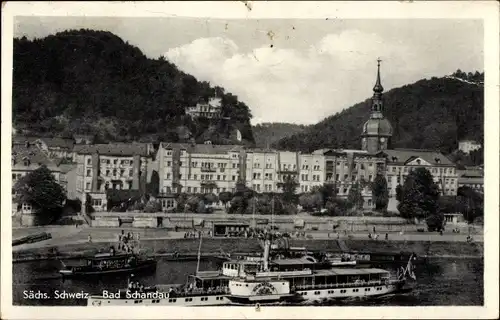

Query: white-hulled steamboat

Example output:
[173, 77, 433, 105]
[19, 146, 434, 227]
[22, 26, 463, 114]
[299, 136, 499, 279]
[88, 235, 416, 306]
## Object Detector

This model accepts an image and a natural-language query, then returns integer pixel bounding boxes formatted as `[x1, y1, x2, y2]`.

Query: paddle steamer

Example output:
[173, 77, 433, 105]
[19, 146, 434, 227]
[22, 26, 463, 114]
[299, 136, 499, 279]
[87, 237, 416, 306]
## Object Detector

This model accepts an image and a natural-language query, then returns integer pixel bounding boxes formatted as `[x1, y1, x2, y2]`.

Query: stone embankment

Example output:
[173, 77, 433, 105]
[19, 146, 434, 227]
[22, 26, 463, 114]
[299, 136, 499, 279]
[12, 237, 483, 263]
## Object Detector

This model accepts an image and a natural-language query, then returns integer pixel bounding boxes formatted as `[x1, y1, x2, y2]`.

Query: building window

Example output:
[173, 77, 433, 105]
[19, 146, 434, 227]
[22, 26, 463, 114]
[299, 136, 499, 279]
[85, 182, 91, 190]
[193, 174, 197, 180]
[187, 187, 192, 193]
[92, 199, 102, 206]
[87, 158, 91, 165]
[113, 169, 117, 176]
[167, 161, 171, 167]
[22, 203, 32, 211]
[86, 169, 91, 177]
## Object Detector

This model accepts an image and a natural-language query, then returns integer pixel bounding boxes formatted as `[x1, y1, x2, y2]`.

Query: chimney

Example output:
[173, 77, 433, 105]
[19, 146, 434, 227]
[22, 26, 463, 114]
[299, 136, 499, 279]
[132, 154, 141, 190]
[91, 152, 100, 192]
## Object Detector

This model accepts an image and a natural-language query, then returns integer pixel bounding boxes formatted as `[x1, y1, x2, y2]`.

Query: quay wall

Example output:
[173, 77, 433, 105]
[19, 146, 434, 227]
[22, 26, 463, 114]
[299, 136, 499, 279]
[12, 238, 483, 263]
[90, 212, 481, 234]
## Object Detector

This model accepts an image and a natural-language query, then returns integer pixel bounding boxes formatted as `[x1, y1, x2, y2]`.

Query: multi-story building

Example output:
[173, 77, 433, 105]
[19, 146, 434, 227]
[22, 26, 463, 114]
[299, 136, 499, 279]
[11, 141, 62, 222]
[75, 143, 151, 212]
[298, 151, 326, 193]
[381, 149, 458, 196]
[185, 97, 222, 119]
[457, 167, 484, 193]
[245, 148, 279, 193]
[157, 142, 245, 195]
[313, 149, 386, 207]
[458, 139, 482, 154]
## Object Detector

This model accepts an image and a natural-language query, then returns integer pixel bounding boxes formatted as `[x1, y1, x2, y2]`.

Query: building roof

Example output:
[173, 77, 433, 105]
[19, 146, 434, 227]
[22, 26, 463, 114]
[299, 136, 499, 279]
[11, 144, 59, 170]
[12, 136, 39, 145]
[458, 168, 483, 178]
[377, 149, 455, 166]
[458, 177, 484, 184]
[37, 137, 75, 150]
[58, 163, 77, 174]
[74, 143, 149, 156]
[161, 142, 243, 155]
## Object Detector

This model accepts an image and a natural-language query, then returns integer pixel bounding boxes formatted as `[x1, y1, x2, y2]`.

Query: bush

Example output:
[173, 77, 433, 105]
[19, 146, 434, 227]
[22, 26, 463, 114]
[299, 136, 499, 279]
[426, 214, 445, 232]
[143, 200, 162, 213]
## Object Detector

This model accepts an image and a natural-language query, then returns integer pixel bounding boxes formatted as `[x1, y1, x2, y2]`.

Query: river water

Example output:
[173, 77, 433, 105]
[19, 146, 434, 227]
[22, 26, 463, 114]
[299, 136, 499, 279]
[13, 257, 483, 306]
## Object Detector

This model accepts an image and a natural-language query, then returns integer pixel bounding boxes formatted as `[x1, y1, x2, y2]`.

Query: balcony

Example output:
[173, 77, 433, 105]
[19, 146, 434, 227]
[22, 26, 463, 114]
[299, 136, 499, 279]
[201, 167, 216, 172]
[277, 169, 297, 174]
[200, 180, 217, 186]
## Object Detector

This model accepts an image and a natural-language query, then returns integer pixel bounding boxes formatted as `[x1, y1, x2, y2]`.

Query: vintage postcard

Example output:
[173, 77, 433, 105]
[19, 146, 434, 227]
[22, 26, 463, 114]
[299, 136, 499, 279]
[1, 1, 499, 319]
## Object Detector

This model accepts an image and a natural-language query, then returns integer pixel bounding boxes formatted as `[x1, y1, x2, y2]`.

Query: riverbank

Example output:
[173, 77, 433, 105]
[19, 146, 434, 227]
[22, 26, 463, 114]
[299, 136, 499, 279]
[12, 237, 483, 263]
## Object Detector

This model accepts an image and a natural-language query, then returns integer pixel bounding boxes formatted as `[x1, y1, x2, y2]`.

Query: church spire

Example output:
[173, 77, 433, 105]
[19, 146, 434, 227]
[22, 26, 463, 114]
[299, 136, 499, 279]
[370, 58, 384, 118]
[373, 58, 384, 93]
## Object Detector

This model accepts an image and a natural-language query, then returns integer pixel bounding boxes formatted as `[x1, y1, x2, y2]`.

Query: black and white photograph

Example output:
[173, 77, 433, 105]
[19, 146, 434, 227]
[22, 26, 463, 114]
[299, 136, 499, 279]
[2, 1, 499, 319]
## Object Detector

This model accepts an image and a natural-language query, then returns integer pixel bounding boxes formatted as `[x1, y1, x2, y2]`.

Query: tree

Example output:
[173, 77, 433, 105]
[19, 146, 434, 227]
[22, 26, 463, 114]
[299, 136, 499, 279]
[203, 193, 218, 204]
[14, 165, 66, 224]
[318, 183, 337, 206]
[371, 174, 389, 211]
[347, 182, 364, 211]
[277, 175, 299, 204]
[397, 167, 441, 225]
[457, 186, 483, 223]
[395, 184, 403, 202]
[218, 191, 232, 208]
[299, 192, 323, 212]
[146, 170, 160, 196]
[143, 199, 162, 213]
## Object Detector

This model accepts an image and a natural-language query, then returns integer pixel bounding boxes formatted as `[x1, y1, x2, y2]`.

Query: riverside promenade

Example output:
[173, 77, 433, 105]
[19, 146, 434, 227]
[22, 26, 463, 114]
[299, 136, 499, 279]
[12, 224, 483, 253]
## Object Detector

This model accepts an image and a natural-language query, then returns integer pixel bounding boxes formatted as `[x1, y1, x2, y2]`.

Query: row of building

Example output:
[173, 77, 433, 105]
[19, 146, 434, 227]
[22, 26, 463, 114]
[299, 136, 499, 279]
[11, 61, 484, 219]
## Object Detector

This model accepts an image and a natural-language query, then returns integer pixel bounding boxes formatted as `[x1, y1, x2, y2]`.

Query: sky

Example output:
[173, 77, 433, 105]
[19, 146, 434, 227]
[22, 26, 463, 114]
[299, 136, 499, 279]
[14, 17, 483, 125]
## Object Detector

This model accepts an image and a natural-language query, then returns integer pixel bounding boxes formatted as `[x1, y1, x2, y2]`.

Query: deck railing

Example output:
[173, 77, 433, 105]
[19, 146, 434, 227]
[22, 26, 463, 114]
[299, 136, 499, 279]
[293, 279, 402, 291]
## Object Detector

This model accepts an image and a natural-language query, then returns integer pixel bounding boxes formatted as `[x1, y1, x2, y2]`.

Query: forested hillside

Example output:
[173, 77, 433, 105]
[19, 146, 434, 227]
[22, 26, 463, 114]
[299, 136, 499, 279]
[274, 71, 484, 154]
[252, 123, 309, 148]
[12, 29, 255, 144]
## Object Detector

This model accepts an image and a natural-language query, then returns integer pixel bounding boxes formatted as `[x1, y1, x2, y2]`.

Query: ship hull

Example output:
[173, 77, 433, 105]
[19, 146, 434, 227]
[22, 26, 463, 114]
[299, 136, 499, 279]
[60, 260, 157, 278]
[296, 282, 407, 303]
[87, 294, 230, 306]
[87, 283, 409, 306]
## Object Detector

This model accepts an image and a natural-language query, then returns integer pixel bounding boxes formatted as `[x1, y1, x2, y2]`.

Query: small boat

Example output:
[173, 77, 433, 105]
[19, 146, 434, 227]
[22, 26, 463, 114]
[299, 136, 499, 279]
[59, 251, 157, 278]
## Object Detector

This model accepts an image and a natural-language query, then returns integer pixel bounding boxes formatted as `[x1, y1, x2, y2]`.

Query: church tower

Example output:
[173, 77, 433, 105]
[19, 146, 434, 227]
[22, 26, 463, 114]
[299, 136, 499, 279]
[361, 59, 393, 153]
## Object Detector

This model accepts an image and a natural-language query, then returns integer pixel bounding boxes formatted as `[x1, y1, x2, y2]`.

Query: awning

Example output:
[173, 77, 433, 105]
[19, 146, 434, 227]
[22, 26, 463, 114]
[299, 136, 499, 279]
[193, 218, 204, 226]
[294, 219, 305, 228]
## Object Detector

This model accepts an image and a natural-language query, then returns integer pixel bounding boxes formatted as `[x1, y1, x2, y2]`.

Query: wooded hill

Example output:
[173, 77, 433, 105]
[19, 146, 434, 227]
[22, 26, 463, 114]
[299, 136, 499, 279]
[13, 29, 255, 144]
[252, 122, 309, 148]
[273, 71, 484, 155]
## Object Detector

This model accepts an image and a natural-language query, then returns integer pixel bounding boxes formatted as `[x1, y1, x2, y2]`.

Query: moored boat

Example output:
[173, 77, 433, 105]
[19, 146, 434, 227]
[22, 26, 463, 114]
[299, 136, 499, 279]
[59, 251, 157, 278]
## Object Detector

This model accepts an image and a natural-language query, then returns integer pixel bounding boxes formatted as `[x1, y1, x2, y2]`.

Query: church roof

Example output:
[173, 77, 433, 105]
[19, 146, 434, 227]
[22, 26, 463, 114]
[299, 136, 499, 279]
[377, 149, 455, 166]
[362, 118, 393, 136]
